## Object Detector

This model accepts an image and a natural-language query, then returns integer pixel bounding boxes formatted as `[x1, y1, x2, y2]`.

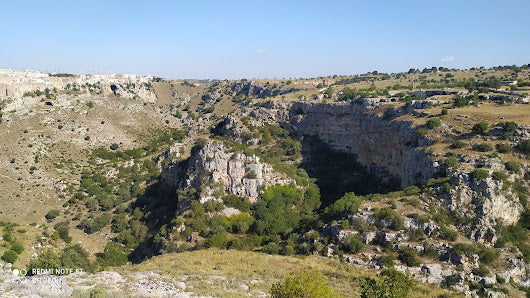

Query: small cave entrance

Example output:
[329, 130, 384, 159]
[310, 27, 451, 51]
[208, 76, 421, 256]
[110, 84, 118, 96]
[300, 136, 400, 207]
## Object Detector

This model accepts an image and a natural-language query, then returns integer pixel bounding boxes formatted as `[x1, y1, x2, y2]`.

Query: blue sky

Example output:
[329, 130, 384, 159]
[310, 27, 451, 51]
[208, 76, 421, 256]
[1, 0, 529, 79]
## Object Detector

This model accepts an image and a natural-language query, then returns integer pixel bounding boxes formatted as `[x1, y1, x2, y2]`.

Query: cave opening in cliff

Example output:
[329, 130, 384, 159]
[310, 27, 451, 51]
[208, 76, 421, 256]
[300, 135, 401, 207]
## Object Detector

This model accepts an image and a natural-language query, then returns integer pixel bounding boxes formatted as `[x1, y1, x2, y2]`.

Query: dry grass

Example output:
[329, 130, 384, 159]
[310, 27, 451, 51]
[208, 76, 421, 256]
[118, 248, 456, 297]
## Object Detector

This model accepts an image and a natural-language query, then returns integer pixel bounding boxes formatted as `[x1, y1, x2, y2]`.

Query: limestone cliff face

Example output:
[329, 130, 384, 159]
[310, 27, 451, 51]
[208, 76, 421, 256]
[445, 172, 523, 245]
[245, 101, 437, 187]
[242, 101, 526, 231]
[288, 102, 436, 187]
[162, 141, 292, 203]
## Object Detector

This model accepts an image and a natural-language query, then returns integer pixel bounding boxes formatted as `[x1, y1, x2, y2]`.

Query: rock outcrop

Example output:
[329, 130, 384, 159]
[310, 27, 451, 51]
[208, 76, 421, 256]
[162, 141, 293, 203]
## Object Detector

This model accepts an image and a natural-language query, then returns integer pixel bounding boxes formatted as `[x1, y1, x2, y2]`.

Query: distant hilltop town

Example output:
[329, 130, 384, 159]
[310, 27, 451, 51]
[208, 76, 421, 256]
[0, 69, 155, 100]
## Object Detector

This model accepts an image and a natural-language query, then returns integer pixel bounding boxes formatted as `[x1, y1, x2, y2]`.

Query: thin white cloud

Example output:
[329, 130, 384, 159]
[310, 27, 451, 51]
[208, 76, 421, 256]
[441, 56, 455, 63]
[256, 49, 265, 55]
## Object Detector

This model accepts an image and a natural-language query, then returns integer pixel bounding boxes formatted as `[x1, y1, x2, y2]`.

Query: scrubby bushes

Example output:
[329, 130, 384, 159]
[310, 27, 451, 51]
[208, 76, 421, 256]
[444, 156, 460, 168]
[499, 121, 517, 133]
[451, 140, 466, 149]
[492, 171, 508, 181]
[505, 161, 521, 173]
[1, 250, 18, 263]
[79, 213, 111, 234]
[515, 140, 530, 155]
[472, 122, 489, 135]
[375, 207, 404, 230]
[223, 194, 252, 212]
[439, 225, 458, 241]
[45, 209, 60, 221]
[398, 246, 421, 267]
[426, 117, 441, 129]
[360, 268, 416, 298]
[472, 143, 493, 152]
[253, 185, 318, 236]
[54, 221, 72, 243]
[323, 192, 364, 221]
[453, 96, 470, 107]
[97, 242, 128, 267]
[342, 233, 365, 253]
[61, 244, 95, 272]
[271, 270, 339, 298]
[403, 185, 421, 196]
[471, 169, 489, 180]
[496, 143, 513, 153]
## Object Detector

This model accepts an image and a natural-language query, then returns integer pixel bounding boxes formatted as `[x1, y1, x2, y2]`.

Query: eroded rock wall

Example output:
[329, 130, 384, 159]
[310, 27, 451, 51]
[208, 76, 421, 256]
[162, 141, 292, 203]
[245, 101, 436, 187]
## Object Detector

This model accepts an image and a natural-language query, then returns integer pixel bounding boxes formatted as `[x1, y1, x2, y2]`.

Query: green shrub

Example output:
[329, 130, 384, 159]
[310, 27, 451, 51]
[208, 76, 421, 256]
[61, 244, 95, 273]
[375, 207, 404, 230]
[109, 143, 119, 150]
[97, 242, 128, 267]
[253, 185, 308, 236]
[492, 171, 508, 181]
[341, 219, 350, 229]
[472, 264, 490, 277]
[177, 243, 192, 253]
[442, 274, 461, 288]
[45, 209, 60, 221]
[227, 213, 255, 234]
[441, 108, 448, 115]
[403, 185, 421, 196]
[453, 96, 470, 107]
[398, 247, 421, 267]
[54, 221, 72, 243]
[472, 143, 493, 152]
[379, 254, 396, 267]
[451, 140, 466, 149]
[416, 128, 428, 137]
[478, 247, 499, 264]
[471, 169, 489, 180]
[263, 242, 281, 254]
[515, 140, 530, 155]
[271, 270, 340, 298]
[323, 192, 364, 221]
[505, 161, 521, 173]
[472, 122, 489, 135]
[444, 156, 460, 168]
[205, 233, 228, 248]
[496, 143, 513, 153]
[1, 250, 17, 263]
[360, 268, 416, 298]
[26, 250, 60, 275]
[499, 121, 517, 133]
[79, 213, 111, 234]
[426, 117, 441, 129]
[222, 195, 252, 213]
[342, 233, 365, 253]
[283, 245, 294, 256]
[439, 225, 458, 241]
[10, 242, 24, 254]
